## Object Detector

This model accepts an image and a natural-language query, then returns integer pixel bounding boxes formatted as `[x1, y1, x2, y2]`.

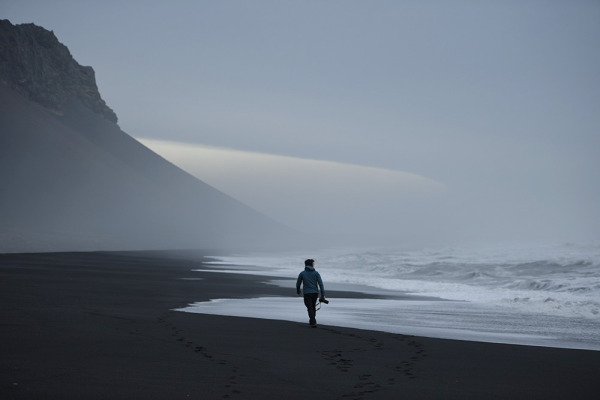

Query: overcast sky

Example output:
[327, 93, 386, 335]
[3, 1, 599, 246]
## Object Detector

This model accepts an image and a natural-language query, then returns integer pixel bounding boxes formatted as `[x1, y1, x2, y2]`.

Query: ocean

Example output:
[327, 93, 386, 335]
[176, 243, 600, 351]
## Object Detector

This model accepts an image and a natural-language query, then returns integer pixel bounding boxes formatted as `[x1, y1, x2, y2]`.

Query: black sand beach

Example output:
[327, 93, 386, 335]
[1, 251, 598, 399]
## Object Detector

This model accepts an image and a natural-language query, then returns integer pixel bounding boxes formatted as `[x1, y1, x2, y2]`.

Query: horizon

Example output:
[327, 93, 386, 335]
[2, 1, 599, 248]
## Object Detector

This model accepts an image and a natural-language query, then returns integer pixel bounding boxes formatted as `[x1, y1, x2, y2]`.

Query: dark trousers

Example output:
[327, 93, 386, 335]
[303, 293, 319, 325]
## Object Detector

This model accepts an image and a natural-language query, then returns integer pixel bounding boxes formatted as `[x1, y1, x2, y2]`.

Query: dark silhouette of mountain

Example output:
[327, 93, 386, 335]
[0, 20, 117, 123]
[0, 20, 301, 252]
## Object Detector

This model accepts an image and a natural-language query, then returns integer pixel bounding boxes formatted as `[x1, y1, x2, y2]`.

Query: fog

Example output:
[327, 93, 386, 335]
[3, 1, 599, 248]
[139, 138, 598, 247]
[139, 138, 447, 245]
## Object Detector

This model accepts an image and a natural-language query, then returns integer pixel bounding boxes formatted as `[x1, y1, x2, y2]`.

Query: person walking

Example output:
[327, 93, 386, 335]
[296, 258, 326, 328]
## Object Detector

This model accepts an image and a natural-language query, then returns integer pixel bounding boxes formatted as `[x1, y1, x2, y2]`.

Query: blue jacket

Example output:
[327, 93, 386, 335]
[296, 265, 325, 297]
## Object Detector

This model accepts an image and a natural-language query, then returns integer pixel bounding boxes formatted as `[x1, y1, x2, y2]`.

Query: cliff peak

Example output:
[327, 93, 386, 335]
[0, 19, 118, 124]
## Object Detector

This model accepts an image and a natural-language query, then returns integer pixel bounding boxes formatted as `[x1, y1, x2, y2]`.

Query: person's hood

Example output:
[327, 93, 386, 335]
[305, 265, 315, 271]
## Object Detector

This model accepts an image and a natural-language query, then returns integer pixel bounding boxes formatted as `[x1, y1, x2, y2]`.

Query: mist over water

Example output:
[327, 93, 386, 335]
[139, 139, 600, 248]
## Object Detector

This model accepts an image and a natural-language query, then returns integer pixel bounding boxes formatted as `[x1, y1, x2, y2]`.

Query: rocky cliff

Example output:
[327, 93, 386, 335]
[0, 19, 117, 123]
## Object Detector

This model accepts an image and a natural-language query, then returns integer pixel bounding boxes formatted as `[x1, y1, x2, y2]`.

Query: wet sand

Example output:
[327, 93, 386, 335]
[1, 250, 598, 399]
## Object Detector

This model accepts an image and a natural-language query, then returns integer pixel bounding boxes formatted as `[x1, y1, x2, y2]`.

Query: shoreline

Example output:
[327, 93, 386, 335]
[188, 259, 600, 352]
[1, 250, 599, 399]
[176, 296, 600, 352]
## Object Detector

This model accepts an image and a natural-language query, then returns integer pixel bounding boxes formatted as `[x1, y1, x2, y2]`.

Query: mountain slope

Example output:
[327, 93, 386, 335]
[0, 20, 300, 252]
